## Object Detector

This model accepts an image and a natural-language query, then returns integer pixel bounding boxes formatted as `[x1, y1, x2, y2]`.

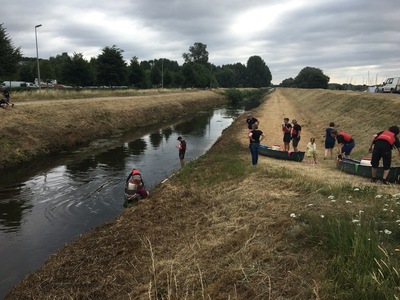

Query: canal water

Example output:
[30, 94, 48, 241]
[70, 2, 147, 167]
[0, 100, 261, 298]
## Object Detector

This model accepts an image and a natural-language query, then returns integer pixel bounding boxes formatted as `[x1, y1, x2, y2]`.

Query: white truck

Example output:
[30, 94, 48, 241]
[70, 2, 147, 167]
[379, 77, 400, 93]
[1, 81, 38, 88]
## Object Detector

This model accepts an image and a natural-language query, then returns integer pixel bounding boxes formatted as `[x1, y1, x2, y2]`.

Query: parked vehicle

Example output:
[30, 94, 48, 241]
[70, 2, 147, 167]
[1, 81, 38, 88]
[379, 77, 400, 93]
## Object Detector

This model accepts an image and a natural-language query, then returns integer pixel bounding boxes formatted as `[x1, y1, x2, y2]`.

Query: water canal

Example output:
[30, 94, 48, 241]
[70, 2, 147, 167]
[0, 99, 263, 297]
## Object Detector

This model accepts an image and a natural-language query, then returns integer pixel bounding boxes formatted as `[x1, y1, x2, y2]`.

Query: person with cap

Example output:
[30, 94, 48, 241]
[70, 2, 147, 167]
[246, 114, 259, 132]
[330, 129, 355, 159]
[368, 125, 400, 184]
[177, 136, 187, 167]
[291, 119, 302, 152]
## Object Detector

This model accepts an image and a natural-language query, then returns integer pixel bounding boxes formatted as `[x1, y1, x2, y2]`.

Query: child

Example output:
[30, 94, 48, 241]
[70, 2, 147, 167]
[306, 137, 318, 164]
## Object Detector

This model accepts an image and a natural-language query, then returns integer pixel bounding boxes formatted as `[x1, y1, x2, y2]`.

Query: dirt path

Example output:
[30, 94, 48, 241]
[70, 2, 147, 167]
[239, 90, 400, 191]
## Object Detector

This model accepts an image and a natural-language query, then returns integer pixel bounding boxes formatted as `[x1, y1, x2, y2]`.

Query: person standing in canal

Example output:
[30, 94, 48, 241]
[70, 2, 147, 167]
[248, 123, 265, 166]
[177, 136, 187, 167]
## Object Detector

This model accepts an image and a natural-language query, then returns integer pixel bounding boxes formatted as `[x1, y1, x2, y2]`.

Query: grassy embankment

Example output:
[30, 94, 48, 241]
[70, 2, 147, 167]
[6, 88, 400, 299]
[0, 89, 228, 170]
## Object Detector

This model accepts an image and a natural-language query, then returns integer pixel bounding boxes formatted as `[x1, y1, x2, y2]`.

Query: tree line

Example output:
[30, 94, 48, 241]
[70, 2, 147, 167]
[1, 24, 333, 89]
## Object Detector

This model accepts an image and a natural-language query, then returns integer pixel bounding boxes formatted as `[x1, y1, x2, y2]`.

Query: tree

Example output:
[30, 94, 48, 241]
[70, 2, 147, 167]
[96, 45, 127, 86]
[295, 66, 330, 89]
[182, 42, 209, 65]
[0, 24, 22, 79]
[61, 53, 94, 86]
[128, 57, 144, 88]
[215, 63, 247, 88]
[246, 56, 272, 88]
[49, 52, 70, 82]
[280, 77, 296, 87]
[150, 65, 162, 87]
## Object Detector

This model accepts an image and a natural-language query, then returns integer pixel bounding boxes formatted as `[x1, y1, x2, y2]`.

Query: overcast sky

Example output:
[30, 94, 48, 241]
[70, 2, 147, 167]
[3, 0, 400, 85]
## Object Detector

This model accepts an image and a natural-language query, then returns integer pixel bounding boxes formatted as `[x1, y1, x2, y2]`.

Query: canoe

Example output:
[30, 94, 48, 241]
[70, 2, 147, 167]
[259, 145, 305, 162]
[337, 158, 400, 183]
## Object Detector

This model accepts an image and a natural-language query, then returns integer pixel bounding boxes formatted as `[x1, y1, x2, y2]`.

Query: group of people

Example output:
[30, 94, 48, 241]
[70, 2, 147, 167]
[124, 135, 187, 207]
[0, 87, 14, 109]
[247, 113, 400, 184]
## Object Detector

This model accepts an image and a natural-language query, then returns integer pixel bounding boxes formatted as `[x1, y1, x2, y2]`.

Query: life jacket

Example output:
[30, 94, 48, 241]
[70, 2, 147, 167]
[131, 169, 141, 176]
[339, 132, 352, 143]
[376, 130, 396, 145]
[283, 124, 291, 133]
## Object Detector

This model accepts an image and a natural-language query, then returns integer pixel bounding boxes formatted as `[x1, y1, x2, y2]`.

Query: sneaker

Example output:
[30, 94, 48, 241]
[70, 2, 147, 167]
[11, 103, 14, 107]
[381, 179, 389, 185]
[370, 178, 377, 183]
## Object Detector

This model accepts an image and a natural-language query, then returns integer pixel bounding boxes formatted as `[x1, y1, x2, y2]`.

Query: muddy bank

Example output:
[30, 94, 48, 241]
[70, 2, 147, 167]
[0, 90, 227, 170]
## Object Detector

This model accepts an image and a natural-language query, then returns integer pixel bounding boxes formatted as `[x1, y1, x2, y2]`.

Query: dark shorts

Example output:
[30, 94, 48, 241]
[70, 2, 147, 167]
[179, 151, 185, 159]
[292, 136, 300, 147]
[283, 133, 291, 143]
[325, 141, 335, 149]
[371, 142, 392, 169]
[341, 142, 355, 156]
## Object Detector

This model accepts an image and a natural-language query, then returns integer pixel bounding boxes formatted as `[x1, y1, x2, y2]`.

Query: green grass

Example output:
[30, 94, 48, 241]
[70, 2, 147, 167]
[300, 190, 400, 299]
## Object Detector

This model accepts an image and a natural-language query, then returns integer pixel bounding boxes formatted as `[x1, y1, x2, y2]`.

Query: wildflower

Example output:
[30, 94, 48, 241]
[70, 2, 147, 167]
[383, 208, 388, 212]
[331, 199, 336, 203]
[290, 213, 296, 218]
[375, 195, 383, 199]
[346, 200, 352, 204]
[393, 193, 400, 198]
[328, 195, 335, 200]
[352, 219, 360, 223]
[320, 215, 325, 218]
[354, 188, 360, 191]
[307, 204, 314, 207]
[384, 229, 392, 235]
[348, 196, 353, 199]
[396, 220, 400, 223]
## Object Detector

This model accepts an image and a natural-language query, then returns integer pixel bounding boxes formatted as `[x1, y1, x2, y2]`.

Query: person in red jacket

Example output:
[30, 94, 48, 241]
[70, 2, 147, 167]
[124, 168, 149, 207]
[368, 125, 400, 184]
[330, 129, 355, 158]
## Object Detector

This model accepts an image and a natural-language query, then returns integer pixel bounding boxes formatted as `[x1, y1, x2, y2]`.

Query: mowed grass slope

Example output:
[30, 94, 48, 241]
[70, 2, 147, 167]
[6, 88, 400, 299]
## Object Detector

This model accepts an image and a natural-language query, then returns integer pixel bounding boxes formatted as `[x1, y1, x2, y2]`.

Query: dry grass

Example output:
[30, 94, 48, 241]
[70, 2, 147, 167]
[6, 88, 400, 299]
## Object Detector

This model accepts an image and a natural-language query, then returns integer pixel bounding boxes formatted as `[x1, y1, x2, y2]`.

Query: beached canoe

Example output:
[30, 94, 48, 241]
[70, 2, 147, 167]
[337, 157, 400, 183]
[259, 145, 305, 162]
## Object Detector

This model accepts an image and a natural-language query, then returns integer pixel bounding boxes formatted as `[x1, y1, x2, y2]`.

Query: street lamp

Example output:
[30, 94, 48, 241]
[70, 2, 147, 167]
[35, 24, 42, 90]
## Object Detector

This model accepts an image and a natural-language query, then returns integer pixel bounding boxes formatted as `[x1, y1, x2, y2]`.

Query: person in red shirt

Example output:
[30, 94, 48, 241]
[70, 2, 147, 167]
[368, 125, 400, 184]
